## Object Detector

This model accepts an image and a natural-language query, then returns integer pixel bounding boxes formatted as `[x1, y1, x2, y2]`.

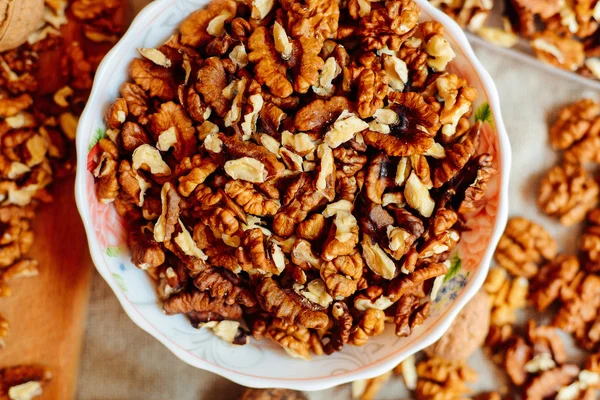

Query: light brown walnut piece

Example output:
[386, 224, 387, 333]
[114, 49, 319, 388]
[525, 364, 580, 400]
[324, 301, 353, 354]
[352, 53, 389, 119]
[153, 182, 182, 243]
[365, 153, 395, 205]
[0, 94, 33, 118]
[358, 0, 420, 51]
[320, 251, 363, 298]
[265, 318, 314, 360]
[71, 0, 121, 20]
[273, 176, 331, 237]
[156, 263, 188, 300]
[549, 98, 600, 151]
[193, 223, 242, 272]
[120, 83, 149, 124]
[296, 214, 326, 241]
[196, 57, 231, 117]
[294, 37, 324, 94]
[436, 0, 493, 31]
[150, 101, 197, 161]
[241, 388, 308, 400]
[529, 255, 580, 311]
[352, 371, 392, 400]
[494, 217, 557, 277]
[553, 273, 600, 350]
[106, 98, 129, 130]
[384, 207, 425, 260]
[396, 38, 428, 85]
[349, 308, 385, 346]
[0, 259, 39, 282]
[180, 0, 237, 47]
[394, 293, 430, 337]
[415, 356, 477, 400]
[0, 364, 52, 400]
[486, 266, 529, 327]
[531, 31, 585, 72]
[510, 0, 562, 19]
[435, 73, 478, 142]
[120, 122, 151, 154]
[163, 290, 243, 321]
[205, 206, 240, 236]
[363, 92, 439, 156]
[61, 42, 93, 91]
[221, 134, 285, 180]
[432, 122, 481, 188]
[179, 85, 210, 123]
[279, 0, 340, 41]
[247, 26, 293, 99]
[238, 228, 282, 274]
[333, 147, 368, 178]
[527, 320, 568, 363]
[502, 320, 576, 391]
[129, 58, 176, 101]
[224, 180, 280, 217]
[580, 208, 600, 272]
[388, 262, 449, 301]
[177, 156, 218, 197]
[92, 139, 119, 204]
[336, 176, 359, 202]
[563, 118, 600, 164]
[351, 371, 393, 400]
[128, 225, 165, 270]
[538, 162, 599, 226]
[193, 267, 256, 307]
[259, 102, 287, 136]
[294, 96, 353, 132]
[425, 290, 491, 361]
[256, 277, 329, 330]
[457, 154, 496, 216]
[504, 336, 532, 386]
[321, 209, 359, 261]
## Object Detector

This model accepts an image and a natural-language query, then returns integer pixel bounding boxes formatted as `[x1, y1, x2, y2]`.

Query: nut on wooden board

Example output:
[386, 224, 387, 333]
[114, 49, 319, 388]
[425, 290, 492, 361]
[0, 0, 45, 52]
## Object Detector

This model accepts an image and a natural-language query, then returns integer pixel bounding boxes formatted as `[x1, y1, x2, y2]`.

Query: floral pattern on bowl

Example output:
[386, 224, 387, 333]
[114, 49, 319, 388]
[75, 0, 511, 391]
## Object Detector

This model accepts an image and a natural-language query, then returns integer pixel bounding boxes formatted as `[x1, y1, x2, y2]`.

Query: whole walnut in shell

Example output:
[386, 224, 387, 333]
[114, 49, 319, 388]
[424, 290, 491, 361]
[0, 0, 45, 52]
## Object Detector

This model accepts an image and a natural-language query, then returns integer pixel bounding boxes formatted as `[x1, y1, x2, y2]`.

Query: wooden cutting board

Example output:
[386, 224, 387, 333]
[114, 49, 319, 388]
[0, 5, 128, 399]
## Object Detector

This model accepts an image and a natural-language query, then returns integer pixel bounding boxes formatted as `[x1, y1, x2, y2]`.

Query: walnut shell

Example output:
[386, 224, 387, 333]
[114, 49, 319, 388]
[424, 290, 491, 361]
[0, 0, 45, 52]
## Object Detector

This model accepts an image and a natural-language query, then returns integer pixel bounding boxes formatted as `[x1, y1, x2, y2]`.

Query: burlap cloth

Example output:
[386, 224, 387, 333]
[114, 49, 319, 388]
[75, 2, 600, 398]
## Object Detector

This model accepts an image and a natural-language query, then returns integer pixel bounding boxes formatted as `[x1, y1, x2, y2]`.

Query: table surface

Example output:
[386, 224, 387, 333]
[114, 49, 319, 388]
[74, 1, 600, 399]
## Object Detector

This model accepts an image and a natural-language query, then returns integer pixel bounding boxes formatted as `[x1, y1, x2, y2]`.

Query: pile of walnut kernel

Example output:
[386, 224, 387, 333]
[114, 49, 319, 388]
[426, 0, 600, 80]
[93, 0, 497, 358]
[325, 99, 600, 400]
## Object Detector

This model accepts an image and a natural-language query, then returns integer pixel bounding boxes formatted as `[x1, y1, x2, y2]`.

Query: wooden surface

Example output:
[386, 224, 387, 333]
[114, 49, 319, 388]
[0, 6, 128, 400]
[1, 177, 93, 400]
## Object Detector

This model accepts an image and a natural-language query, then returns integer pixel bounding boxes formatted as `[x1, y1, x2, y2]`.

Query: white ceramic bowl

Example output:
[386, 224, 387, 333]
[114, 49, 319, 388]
[75, 0, 511, 391]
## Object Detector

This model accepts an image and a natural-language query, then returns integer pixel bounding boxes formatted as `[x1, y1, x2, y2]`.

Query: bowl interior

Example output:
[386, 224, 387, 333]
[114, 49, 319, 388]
[75, 0, 509, 390]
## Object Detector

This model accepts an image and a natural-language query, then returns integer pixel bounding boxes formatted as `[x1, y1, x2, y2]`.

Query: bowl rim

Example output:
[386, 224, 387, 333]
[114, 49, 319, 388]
[74, 0, 511, 391]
